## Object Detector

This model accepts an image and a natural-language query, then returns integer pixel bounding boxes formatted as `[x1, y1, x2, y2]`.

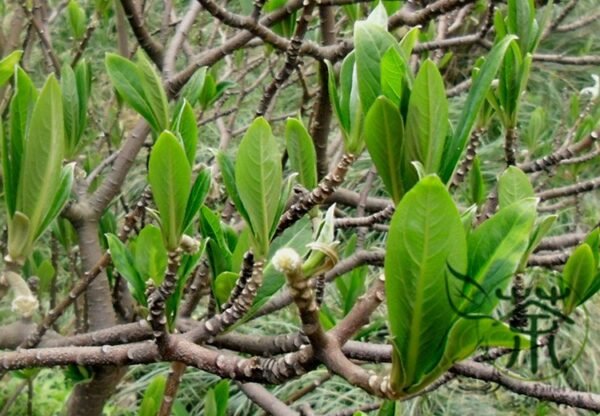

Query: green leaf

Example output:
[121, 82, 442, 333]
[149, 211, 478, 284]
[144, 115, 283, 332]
[199, 73, 217, 110]
[139, 375, 166, 416]
[67, 0, 87, 39]
[217, 152, 251, 228]
[172, 100, 199, 166]
[17, 75, 65, 243]
[469, 156, 486, 206]
[518, 215, 556, 271]
[448, 318, 529, 363]
[364, 96, 405, 203]
[464, 198, 537, 315]
[167, 249, 203, 328]
[204, 389, 218, 416]
[199, 206, 232, 278]
[7, 212, 31, 261]
[404, 60, 448, 188]
[149, 131, 192, 250]
[269, 173, 296, 239]
[366, 1, 388, 27]
[105, 53, 162, 133]
[398, 27, 420, 61]
[214, 272, 239, 306]
[0, 50, 22, 87]
[35, 163, 75, 239]
[36, 258, 56, 295]
[440, 35, 517, 183]
[385, 175, 467, 393]
[180, 67, 207, 106]
[134, 225, 167, 285]
[523, 107, 546, 152]
[339, 261, 367, 316]
[327, 60, 346, 134]
[377, 401, 396, 416]
[497, 43, 523, 121]
[498, 166, 534, 209]
[137, 52, 169, 132]
[75, 60, 91, 133]
[5, 67, 37, 217]
[584, 229, 600, 269]
[106, 234, 146, 306]
[562, 243, 595, 315]
[338, 52, 356, 135]
[414, 317, 528, 394]
[579, 272, 600, 307]
[61, 60, 90, 158]
[507, 0, 536, 53]
[183, 168, 211, 232]
[61, 65, 81, 157]
[285, 118, 317, 189]
[214, 80, 235, 102]
[354, 21, 397, 114]
[380, 46, 410, 110]
[235, 117, 282, 256]
[213, 380, 230, 416]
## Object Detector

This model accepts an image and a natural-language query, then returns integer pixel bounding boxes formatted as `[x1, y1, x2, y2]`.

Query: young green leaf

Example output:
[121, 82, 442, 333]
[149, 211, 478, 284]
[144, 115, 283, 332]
[561, 243, 595, 315]
[216, 152, 251, 228]
[172, 99, 199, 166]
[385, 175, 467, 393]
[7, 212, 31, 262]
[507, 0, 537, 53]
[199, 73, 217, 110]
[235, 117, 282, 257]
[398, 27, 420, 62]
[498, 166, 534, 209]
[464, 198, 537, 315]
[269, 173, 296, 239]
[139, 375, 166, 416]
[214, 271, 239, 305]
[404, 60, 448, 188]
[285, 118, 317, 190]
[518, 215, 557, 271]
[183, 168, 211, 232]
[148, 131, 192, 250]
[61, 65, 81, 157]
[75, 60, 91, 138]
[380, 46, 410, 111]
[180, 67, 207, 106]
[469, 156, 486, 206]
[364, 96, 405, 203]
[449, 318, 529, 363]
[137, 52, 169, 133]
[67, 0, 87, 39]
[167, 249, 203, 328]
[204, 389, 218, 416]
[199, 206, 232, 278]
[105, 53, 163, 133]
[134, 225, 167, 285]
[35, 164, 75, 239]
[5, 67, 38, 217]
[17, 75, 65, 245]
[339, 52, 356, 134]
[212, 380, 230, 416]
[354, 21, 397, 114]
[105, 234, 146, 305]
[440, 35, 517, 183]
[584, 228, 600, 268]
[0, 50, 22, 87]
